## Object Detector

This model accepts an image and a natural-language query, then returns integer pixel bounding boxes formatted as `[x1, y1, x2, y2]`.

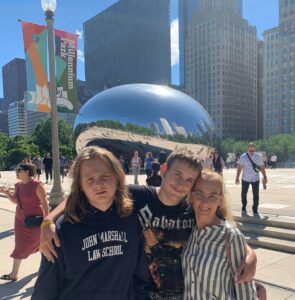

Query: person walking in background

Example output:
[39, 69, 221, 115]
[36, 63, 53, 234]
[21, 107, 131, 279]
[146, 161, 162, 187]
[182, 170, 258, 299]
[0, 163, 48, 281]
[203, 151, 214, 170]
[59, 153, 67, 183]
[43, 153, 53, 184]
[131, 150, 142, 184]
[32, 147, 148, 299]
[212, 150, 225, 175]
[235, 142, 268, 215]
[271, 154, 278, 169]
[157, 150, 167, 177]
[32, 154, 43, 181]
[144, 152, 155, 178]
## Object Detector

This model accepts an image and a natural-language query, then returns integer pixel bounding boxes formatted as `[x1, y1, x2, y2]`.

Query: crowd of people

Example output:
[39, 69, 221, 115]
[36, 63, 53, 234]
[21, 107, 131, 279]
[0, 145, 268, 299]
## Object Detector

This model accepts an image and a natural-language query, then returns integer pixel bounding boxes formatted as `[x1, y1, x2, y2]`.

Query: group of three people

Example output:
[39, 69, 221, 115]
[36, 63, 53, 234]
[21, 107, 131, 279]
[28, 146, 259, 299]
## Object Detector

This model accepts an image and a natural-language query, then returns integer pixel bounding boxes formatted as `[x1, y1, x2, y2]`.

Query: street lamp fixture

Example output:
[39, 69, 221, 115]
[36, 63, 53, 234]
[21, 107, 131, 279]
[41, 0, 64, 209]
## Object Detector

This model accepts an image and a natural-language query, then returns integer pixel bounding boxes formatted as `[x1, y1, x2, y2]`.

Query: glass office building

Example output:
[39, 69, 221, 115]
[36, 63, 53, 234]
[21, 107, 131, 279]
[84, 0, 171, 91]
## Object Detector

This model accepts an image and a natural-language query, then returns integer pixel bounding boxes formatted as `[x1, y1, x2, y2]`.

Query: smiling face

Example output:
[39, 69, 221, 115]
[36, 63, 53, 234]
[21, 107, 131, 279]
[158, 160, 200, 206]
[190, 175, 223, 226]
[80, 158, 117, 211]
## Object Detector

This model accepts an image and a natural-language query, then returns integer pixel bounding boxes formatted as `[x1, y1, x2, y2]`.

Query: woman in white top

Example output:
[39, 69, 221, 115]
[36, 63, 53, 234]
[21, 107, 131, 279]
[182, 169, 257, 299]
[130, 150, 142, 184]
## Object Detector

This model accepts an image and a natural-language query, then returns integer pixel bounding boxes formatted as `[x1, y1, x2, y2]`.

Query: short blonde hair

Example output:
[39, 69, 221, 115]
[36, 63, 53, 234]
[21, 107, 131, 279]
[64, 146, 133, 223]
[195, 169, 234, 224]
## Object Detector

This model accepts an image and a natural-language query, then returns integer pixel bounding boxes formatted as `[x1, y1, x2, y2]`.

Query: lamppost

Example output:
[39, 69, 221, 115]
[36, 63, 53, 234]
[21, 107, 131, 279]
[41, 0, 64, 209]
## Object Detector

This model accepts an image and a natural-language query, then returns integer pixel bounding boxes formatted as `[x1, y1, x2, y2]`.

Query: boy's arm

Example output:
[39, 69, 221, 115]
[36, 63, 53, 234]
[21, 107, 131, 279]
[40, 199, 67, 262]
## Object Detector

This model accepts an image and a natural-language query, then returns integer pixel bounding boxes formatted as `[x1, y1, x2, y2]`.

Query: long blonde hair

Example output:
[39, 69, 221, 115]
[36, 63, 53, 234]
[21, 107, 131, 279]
[64, 146, 133, 223]
[197, 169, 234, 224]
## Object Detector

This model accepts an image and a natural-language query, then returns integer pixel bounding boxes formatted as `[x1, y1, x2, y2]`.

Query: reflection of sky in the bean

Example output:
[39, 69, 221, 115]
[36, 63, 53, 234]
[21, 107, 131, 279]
[74, 84, 214, 139]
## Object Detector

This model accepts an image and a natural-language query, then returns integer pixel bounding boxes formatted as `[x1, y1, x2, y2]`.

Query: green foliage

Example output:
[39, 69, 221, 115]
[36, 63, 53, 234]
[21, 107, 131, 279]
[213, 134, 295, 163]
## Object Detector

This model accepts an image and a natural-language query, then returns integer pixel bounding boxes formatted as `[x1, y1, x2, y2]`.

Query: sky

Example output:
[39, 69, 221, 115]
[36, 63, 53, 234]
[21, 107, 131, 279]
[0, 0, 279, 98]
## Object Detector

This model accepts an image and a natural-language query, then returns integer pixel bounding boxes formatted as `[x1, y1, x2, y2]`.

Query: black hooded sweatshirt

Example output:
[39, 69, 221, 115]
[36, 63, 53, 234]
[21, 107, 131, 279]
[32, 203, 148, 300]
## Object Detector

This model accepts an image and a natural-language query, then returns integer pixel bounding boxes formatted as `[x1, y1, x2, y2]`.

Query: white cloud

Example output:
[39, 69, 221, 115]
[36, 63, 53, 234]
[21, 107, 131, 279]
[170, 18, 179, 66]
[77, 49, 85, 63]
[76, 29, 83, 39]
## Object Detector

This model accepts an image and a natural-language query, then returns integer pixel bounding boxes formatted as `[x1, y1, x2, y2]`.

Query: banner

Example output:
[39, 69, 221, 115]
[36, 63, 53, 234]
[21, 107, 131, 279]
[22, 21, 51, 112]
[55, 29, 79, 113]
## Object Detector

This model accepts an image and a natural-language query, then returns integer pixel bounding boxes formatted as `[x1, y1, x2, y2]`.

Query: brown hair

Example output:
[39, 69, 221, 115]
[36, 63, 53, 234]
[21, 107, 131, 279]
[16, 163, 36, 177]
[196, 169, 234, 223]
[166, 147, 203, 175]
[64, 146, 133, 223]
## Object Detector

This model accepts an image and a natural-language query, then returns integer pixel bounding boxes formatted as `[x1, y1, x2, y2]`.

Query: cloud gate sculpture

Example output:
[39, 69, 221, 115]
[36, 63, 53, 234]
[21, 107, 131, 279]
[74, 84, 214, 160]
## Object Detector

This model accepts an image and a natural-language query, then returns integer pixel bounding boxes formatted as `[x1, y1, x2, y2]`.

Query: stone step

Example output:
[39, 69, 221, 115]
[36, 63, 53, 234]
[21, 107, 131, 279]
[237, 222, 295, 241]
[234, 214, 295, 230]
[244, 233, 295, 254]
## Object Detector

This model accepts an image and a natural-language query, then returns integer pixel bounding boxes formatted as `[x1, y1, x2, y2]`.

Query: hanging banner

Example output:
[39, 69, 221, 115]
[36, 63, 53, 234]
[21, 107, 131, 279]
[55, 29, 79, 113]
[21, 21, 51, 112]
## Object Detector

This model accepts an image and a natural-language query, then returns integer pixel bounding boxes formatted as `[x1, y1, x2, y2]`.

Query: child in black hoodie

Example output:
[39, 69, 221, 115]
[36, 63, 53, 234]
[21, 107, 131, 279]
[32, 147, 148, 300]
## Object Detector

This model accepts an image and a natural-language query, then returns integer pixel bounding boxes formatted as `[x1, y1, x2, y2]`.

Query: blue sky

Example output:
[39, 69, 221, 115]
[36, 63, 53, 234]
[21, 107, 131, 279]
[0, 0, 279, 98]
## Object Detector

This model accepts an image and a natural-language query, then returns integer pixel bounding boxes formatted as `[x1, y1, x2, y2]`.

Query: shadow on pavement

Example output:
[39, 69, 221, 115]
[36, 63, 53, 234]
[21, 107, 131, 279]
[0, 272, 38, 299]
[0, 229, 14, 241]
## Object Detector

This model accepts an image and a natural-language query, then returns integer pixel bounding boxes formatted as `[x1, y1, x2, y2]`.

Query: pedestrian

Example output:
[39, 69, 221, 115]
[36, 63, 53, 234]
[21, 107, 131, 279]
[146, 161, 162, 187]
[182, 169, 257, 299]
[0, 163, 48, 281]
[157, 150, 167, 177]
[235, 142, 268, 215]
[119, 155, 129, 174]
[212, 150, 225, 175]
[59, 153, 67, 183]
[32, 154, 43, 181]
[203, 151, 214, 170]
[270, 154, 278, 169]
[32, 147, 148, 299]
[130, 150, 142, 184]
[144, 152, 155, 178]
[39, 148, 257, 300]
[43, 153, 53, 184]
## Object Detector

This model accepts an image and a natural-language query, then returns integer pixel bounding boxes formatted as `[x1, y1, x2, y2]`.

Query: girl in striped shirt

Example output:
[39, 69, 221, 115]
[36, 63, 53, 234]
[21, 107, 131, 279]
[182, 170, 257, 299]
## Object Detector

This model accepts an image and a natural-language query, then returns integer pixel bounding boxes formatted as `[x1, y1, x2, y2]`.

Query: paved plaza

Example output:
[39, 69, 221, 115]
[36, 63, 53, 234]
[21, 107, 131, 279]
[0, 168, 294, 299]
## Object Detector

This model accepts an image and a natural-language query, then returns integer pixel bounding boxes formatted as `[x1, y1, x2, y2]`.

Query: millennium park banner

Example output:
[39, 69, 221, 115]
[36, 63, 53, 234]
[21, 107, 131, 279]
[21, 21, 78, 113]
[21, 21, 51, 112]
[54, 29, 78, 113]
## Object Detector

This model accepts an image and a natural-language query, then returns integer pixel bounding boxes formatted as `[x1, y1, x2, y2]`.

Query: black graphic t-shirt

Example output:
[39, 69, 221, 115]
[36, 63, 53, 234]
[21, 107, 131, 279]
[129, 185, 195, 300]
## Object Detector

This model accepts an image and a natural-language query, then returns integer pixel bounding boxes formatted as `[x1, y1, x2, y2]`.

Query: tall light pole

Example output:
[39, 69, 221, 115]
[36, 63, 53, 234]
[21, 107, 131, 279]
[41, 0, 64, 209]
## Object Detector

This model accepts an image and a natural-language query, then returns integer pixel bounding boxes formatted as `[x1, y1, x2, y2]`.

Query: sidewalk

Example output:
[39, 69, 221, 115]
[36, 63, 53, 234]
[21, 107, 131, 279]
[0, 169, 294, 299]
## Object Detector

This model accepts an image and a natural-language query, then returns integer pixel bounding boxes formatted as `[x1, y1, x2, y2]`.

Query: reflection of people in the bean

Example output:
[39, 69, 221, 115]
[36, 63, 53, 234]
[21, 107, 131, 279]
[0, 163, 48, 282]
[32, 147, 148, 299]
[182, 170, 257, 299]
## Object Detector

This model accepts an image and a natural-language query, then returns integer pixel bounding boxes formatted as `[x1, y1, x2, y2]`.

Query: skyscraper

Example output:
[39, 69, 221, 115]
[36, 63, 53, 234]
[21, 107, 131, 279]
[178, 0, 243, 87]
[84, 0, 171, 91]
[264, 0, 295, 135]
[185, 0, 257, 139]
[2, 58, 27, 113]
[263, 27, 280, 136]
[8, 101, 27, 137]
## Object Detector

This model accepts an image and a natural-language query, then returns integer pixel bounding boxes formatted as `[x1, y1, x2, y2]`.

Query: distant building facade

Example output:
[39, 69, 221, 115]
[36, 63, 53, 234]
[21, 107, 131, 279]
[263, 27, 280, 136]
[0, 98, 3, 112]
[179, 0, 243, 87]
[185, 0, 257, 139]
[84, 0, 171, 91]
[8, 101, 27, 137]
[2, 58, 27, 113]
[0, 112, 8, 134]
[257, 40, 264, 138]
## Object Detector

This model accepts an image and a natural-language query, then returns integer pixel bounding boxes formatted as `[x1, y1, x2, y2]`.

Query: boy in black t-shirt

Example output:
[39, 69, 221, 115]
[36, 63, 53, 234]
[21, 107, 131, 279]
[40, 148, 257, 300]
[146, 161, 162, 187]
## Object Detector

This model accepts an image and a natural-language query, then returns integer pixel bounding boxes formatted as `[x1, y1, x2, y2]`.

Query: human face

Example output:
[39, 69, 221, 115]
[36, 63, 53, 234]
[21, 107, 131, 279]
[15, 169, 29, 181]
[80, 158, 117, 211]
[190, 176, 222, 225]
[159, 160, 199, 206]
[248, 146, 256, 156]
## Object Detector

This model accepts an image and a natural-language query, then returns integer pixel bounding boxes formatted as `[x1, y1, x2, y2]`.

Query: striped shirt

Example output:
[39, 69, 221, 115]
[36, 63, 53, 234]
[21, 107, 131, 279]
[182, 221, 257, 300]
[238, 152, 263, 182]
